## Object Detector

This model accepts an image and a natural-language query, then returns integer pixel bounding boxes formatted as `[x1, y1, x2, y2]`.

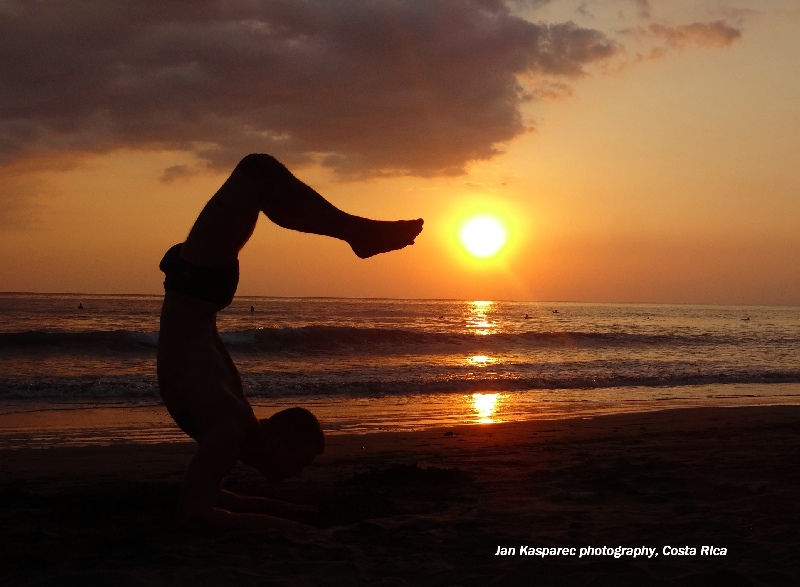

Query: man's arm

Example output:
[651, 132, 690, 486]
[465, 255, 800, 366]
[218, 489, 317, 519]
[177, 434, 238, 526]
[178, 434, 316, 532]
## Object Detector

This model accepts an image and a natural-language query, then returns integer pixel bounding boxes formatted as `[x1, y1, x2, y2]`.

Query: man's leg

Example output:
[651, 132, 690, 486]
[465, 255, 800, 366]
[180, 154, 423, 267]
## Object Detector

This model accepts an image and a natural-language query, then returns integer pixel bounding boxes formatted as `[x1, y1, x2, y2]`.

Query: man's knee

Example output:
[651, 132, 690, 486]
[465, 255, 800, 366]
[235, 154, 294, 181]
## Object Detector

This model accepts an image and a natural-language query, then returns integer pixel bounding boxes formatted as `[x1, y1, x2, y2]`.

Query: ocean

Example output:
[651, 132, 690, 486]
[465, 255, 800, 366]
[1, 292, 798, 448]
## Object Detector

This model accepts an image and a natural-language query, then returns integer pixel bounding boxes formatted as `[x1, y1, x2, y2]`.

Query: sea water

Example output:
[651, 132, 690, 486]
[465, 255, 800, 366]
[1, 293, 798, 447]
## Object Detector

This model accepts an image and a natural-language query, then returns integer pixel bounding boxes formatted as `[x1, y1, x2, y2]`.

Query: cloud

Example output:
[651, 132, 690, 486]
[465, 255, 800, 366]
[713, 7, 761, 24]
[621, 19, 741, 60]
[647, 21, 742, 49]
[634, 0, 651, 20]
[576, 3, 594, 19]
[0, 0, 618, 178]
[160, 164, 200, 183]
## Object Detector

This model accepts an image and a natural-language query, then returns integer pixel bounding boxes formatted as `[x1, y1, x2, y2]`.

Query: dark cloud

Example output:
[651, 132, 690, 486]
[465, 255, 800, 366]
[0, 0, 617, 177]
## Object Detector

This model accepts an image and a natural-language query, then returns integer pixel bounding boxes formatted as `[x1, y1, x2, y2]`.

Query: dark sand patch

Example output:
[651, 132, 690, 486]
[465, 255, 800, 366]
[1, 406, 799, 586]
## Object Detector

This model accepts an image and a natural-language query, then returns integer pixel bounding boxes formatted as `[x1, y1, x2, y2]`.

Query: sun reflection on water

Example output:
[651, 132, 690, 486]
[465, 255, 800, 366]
[467, 354, 495, 366]
[466, 300, 497, 336]
[472, 392, 501, 424]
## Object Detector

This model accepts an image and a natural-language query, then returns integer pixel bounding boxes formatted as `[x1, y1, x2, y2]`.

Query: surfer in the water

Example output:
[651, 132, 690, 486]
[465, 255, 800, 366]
[157, 154, 423, 529]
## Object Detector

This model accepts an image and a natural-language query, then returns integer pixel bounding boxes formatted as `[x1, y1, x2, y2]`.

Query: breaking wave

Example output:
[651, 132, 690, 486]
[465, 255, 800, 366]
[0, 326, 740, 355]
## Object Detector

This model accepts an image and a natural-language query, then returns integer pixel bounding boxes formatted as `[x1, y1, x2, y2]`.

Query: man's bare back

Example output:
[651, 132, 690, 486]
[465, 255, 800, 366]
[156, 154, 423, 529]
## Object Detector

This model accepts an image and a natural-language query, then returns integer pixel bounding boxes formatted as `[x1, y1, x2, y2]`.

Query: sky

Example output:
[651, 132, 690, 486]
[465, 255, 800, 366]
[1, 0, 799, 304]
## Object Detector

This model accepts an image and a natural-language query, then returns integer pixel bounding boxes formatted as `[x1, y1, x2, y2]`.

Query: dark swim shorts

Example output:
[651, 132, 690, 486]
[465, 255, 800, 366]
[159, 243, 239, 309]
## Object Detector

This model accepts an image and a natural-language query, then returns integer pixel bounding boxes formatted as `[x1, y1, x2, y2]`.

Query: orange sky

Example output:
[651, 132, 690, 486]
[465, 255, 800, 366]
[1, 1, 799, 304]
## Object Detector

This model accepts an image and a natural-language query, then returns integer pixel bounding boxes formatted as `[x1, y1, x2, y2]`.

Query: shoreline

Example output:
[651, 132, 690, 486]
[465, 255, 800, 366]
[3, 405, 799, 585]
[2, 382, 799, 449]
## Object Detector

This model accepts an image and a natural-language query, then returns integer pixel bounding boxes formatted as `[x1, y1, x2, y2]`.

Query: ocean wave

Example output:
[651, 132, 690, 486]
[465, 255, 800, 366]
[0, 326, 735, 355]
[2, 370, 799, 400]
[221, 327, 739, 353]
[244, 370, 800, 397]
[0, 375, 160, 399]
[0, 329, 159, 351]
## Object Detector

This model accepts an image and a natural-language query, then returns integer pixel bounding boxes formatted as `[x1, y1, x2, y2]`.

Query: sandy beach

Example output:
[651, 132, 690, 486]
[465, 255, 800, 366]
[2, 405, 798, 586]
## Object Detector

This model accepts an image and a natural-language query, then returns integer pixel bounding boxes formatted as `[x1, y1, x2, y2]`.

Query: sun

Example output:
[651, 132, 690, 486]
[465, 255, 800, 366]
[459, 215, 507, 258]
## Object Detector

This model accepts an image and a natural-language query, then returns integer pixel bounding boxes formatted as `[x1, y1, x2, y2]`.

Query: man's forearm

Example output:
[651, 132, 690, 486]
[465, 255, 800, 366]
[217, 489, 316, 518]
[217, 489, 270, 512]
[201, 507, 315, 532]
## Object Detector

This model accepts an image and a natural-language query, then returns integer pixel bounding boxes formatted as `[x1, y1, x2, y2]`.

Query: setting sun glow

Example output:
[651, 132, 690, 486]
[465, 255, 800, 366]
[459, 215, 508, 258]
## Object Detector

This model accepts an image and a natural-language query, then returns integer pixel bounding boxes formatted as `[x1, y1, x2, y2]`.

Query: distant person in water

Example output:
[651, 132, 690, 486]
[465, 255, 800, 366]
[157, 154, 423, 530]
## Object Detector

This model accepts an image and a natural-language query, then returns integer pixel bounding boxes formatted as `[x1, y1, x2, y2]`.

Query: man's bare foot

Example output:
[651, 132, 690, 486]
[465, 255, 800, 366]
[347, 218, 424, 259]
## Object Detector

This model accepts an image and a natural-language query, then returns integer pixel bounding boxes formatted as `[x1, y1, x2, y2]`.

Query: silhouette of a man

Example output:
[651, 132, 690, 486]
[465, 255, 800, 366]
[157, 154, 423, 529]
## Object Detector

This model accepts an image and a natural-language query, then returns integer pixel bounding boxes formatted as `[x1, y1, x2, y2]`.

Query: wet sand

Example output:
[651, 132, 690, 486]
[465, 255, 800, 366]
[2, 405, 799, 586]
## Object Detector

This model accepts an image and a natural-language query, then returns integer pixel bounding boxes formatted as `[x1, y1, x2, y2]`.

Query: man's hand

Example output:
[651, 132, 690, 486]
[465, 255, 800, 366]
[177, 430, 321, 533]
[218, 489, 318, 521]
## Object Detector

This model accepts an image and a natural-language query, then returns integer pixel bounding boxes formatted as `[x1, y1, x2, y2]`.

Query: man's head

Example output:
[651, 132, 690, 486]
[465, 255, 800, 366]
[241, 407, 324, 481]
